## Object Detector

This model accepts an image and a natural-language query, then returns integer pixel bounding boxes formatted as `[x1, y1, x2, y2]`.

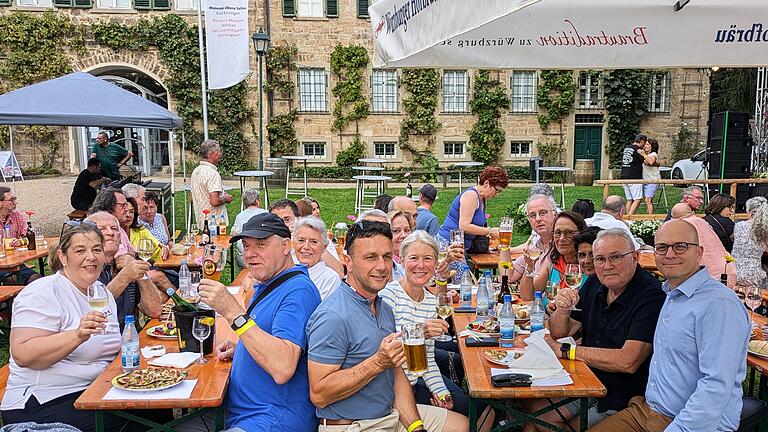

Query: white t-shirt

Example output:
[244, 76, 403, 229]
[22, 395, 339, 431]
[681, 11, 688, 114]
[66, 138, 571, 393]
[2, 272, 120, 410]
[308, 261, 341, 300]
[642, 151, 661, 180]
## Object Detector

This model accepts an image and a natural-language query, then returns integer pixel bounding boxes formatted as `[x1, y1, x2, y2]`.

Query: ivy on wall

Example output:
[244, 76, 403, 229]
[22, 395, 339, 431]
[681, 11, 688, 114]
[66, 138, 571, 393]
[536, 70, 575, 130]
[266, 110, 299, 156]
[336, 135, 366, 167]
[265, 45, 299, 156]
[603, 69, 650, 168]
[330, 45, 370, 132]
[468, 70, 510, 165]
[399, 69, 441, 175]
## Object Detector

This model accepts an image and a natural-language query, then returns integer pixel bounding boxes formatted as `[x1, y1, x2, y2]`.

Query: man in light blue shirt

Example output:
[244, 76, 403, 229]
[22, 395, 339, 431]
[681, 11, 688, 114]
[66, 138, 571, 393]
[415, 184, 439, 236]
[593, 219, 750, 432]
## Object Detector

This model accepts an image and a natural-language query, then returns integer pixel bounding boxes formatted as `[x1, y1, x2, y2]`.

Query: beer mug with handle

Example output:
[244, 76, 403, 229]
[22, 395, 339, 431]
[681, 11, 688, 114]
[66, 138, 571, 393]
[401, 323, 427, 377]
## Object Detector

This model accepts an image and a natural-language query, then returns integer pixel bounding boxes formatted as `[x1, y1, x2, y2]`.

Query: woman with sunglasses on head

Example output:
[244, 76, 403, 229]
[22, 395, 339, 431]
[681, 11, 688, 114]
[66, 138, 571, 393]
[0, 224, 132, 431]
[733, 196, 768, 288]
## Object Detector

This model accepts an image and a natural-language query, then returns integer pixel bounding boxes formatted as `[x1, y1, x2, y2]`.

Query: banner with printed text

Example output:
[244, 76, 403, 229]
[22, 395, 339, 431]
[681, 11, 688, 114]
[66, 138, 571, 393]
[205, 0, 249, 89]
[370, 0, 768, 69]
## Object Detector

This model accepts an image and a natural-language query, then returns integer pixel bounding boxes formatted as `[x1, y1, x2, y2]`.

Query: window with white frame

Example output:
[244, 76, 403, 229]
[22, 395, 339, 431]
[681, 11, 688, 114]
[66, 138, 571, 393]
[96, 0, 130, 8]
[373, 141, 397, 159]
[648, 72, 671, 113]
[17, 0, 52, 6]
[371, 69, 398, 113]
[302, 142, 326, 159]
[298, 0, 323, 17]
[510, 140, 532, 158]
[298, 68, 327, 112]
[443, 141, 465, 158]
[510, 71, 536, 113]
[175, 0, 198, 10]
[443, 70, 469, 113]
[578, 71, 602, 109]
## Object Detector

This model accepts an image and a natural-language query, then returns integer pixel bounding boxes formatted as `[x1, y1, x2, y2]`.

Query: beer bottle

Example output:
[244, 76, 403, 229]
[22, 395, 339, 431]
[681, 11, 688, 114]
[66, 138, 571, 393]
[406, 179, 413, 199]
[497, 273, 510, 304]
[202, 217, 211, 245]
[166, 288, 199, 312]
[26, 222, 36, 251]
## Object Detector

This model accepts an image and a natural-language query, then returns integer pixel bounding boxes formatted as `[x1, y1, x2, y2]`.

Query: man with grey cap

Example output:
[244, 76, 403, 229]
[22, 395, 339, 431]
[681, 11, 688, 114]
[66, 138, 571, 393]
[198, 212, 321, 431]
[415, 184, 440, 236]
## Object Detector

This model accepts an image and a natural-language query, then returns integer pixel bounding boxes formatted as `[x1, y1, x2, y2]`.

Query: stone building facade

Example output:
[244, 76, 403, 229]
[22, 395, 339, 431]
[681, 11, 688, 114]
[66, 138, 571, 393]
[1, 0, 710, 179]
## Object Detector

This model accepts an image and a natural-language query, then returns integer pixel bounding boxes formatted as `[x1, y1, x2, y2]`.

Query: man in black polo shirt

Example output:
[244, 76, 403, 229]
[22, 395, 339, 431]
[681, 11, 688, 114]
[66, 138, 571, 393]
[542, 227, 665, 429]
[621, 134, 647, 216]
[71, 158, 111, 211]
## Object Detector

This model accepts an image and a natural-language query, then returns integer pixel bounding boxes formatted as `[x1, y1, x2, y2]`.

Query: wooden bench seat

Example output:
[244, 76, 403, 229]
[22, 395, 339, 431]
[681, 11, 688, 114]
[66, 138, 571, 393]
[0, 363, 9, 402]
[66, 210, 87, 222]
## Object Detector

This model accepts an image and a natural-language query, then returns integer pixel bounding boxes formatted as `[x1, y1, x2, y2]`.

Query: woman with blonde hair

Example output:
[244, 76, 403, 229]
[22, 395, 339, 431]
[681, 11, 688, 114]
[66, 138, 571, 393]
[733, 196, 768, 287]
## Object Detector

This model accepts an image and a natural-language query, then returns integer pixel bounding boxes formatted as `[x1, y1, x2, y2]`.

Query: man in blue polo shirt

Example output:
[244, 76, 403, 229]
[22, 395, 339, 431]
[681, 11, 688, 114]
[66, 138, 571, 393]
[198, 212, 321, 432]
[306, 220, 467, 432]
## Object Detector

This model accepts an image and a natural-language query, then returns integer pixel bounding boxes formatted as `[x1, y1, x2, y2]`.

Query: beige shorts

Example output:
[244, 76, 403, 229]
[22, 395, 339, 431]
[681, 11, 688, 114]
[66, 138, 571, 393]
[318, 406, 448, 432]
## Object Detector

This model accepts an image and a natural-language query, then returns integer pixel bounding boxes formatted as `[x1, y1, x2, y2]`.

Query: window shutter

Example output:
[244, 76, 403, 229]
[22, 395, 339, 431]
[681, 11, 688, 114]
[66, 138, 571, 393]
[133, 0, 150, 9]
[325, 0, 337, 17]
[54, 0, 75, 7]
[73, 0, 92, 7]
[282, 0, 295, 17]
[357, 0, 368, 17]
[153, 0, 171, 10]
[0, 0, 10, 6]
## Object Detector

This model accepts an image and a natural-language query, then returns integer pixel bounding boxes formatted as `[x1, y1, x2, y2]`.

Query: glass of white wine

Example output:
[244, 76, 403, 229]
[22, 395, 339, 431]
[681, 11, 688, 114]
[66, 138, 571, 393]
[87, 282, 114, 334]
[437, 237, 449, 262]
[564, 263, 582, 311]
[434, 292, 453, 342]
[137, 239, 154, 263]
[192, 316, 211, 365]
[189, 224, 199, 238]
[745, 283, 762, 325]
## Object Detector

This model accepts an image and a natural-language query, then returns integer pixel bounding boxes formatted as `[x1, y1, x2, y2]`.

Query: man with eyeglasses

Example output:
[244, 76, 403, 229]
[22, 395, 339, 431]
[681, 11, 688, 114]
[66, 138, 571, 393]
[509, 194, 557, 300]
[0, 186, 41, 284]
[592, 220, 749, 432]
[663, 185, 704, 222]
[542, 228, 664, 429]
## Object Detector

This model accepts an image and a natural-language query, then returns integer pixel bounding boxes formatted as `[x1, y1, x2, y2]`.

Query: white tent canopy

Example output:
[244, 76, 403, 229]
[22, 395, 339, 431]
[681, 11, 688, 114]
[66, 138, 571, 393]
[370, 0, 768, 69]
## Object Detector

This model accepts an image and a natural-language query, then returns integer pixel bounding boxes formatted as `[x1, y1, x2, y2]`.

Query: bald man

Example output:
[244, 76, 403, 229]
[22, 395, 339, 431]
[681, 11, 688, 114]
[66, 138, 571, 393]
[669, 202, 693, 219]
[592, 220, 749, 432]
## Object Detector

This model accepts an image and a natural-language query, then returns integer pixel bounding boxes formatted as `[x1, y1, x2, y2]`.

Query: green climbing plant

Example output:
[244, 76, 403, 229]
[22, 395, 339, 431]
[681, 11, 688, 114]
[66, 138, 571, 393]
[603, 69, 651, 168]
[468, 70, 510, 165]
[536, 70, 575, 130]
[399, 69, 441, 171]
[265, 44, 299, 156]
[267, 110, 300, 156]
[336, 135, 366, 167]
[330, 45, 370, 132]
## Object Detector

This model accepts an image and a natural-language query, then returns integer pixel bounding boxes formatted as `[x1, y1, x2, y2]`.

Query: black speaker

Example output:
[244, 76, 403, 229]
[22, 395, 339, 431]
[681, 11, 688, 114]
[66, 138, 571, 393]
[708, 184, 749, 212]
[708, 111, 753, 179]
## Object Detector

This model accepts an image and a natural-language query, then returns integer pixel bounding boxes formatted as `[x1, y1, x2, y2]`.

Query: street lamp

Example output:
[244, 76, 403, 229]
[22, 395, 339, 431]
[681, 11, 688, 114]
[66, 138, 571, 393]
[251, 27, 271, 170]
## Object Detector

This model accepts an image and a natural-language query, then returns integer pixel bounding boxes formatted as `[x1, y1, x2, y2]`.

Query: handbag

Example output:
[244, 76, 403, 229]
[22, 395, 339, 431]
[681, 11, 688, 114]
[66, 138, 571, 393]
[467, 233, 490, 254]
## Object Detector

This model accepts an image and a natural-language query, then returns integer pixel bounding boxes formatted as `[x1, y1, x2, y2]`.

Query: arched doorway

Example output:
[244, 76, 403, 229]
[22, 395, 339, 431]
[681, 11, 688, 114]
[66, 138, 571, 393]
[74, 66, 171, 175]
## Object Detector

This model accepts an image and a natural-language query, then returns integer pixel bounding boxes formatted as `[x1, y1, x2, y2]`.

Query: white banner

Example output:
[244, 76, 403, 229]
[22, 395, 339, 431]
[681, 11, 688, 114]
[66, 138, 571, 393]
[205, 0, 250, 90]
[371, 0, 768, 69]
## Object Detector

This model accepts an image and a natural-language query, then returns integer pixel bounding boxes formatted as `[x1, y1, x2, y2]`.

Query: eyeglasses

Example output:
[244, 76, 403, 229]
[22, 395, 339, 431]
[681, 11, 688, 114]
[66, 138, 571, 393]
[593, 251, 634, 267]
[1, 197, 17, 202]
[493, 186, 503, 193]
[527, 209, 553, 220]
[654, 242, 699, 255]
[553, 229, 578, 239]
[577, 251, 594, 260]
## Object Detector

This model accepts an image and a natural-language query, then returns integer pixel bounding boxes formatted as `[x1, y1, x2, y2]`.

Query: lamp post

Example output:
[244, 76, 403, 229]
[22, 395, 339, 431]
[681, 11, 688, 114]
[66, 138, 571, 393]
[251, 27, 270, 171]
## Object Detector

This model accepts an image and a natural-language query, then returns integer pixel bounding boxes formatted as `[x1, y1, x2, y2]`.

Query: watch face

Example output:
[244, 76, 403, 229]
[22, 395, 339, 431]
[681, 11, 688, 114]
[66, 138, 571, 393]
[233, 315, 247, 327]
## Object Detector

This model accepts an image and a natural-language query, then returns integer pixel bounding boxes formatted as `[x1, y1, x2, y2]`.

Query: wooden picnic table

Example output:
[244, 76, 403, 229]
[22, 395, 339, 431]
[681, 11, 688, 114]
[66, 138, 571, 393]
[154, 235, 235, 281]
[74, 270, 250, 432]
[454, 311, 606, 431]
[0, 237, 57, 281]
[0, 285, 24, 302]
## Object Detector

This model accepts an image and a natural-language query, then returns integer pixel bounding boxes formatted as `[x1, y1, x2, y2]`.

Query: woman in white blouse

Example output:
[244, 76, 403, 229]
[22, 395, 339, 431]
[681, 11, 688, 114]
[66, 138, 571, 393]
[293, 217, 341, 300]
[0, 223, 129, 431]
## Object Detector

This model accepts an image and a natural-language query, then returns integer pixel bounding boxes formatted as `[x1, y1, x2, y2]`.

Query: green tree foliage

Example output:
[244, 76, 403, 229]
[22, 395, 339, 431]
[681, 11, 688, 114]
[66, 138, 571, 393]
[468, 70, 510, 165]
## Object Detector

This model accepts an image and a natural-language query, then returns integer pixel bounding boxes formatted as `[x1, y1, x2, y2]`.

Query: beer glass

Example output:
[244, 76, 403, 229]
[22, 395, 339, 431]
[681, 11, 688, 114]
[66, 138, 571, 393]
[450, 229, 464, 248]
[401, 323, 427, 377]
[499, 217, 513, 247]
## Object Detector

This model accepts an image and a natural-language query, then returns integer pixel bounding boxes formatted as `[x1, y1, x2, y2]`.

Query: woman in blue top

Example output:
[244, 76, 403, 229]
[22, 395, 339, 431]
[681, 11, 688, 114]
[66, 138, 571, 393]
[438, 166, 509, 250]
[140, 191, 170, 245]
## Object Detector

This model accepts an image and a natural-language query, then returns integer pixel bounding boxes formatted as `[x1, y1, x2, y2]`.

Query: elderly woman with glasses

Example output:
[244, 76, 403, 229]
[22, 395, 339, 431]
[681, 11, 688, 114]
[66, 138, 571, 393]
[734, 196, 768, 288]
[380, 230, 494, 431]
[292, 217, 341, 300]
[0, 224, 132, 431]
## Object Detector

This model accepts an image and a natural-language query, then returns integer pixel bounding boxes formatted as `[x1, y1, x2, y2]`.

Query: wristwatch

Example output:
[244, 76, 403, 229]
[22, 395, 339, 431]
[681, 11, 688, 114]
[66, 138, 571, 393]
[560, 343, 571, 360]
[231, 314, 250, 331]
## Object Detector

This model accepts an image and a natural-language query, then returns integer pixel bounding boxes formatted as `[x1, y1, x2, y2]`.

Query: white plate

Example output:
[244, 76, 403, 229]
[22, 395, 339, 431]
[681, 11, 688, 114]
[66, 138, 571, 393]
[146, 324, 177, 340]
[749, 348, 768, 359]
[483, 350, 523, 366]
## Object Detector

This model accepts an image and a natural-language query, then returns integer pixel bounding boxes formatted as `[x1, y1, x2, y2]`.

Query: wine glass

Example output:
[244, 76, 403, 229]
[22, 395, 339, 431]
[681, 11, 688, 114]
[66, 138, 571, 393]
[192, 316, 211, 365]
[564, 263, 583, 311]
[434, 292, 454, 342]
[137, 239, 154, 263]
[87, 282, 113, 334]
[437, 237, 449, 262]
[545, 280, 559, 304]
[745, 283, 762, 325]
[735, 281, 747, 305]
[183, 234, 196, 260]
[188, 271, 202, 303]
[189, 223, 199, 238]
[450, 229, 464, 248]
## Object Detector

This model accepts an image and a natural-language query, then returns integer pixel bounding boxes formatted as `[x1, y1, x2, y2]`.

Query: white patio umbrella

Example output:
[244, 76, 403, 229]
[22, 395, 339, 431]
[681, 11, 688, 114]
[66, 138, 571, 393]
[370, 0, 768, 69]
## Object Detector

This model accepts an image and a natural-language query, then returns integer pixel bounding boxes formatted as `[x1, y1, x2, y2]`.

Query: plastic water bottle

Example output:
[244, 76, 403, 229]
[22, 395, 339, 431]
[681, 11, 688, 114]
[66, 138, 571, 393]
[178, 259, 190, 297]
[530, 291, 545, 333]
[498, 294, 515, 348]
[460, 265, 473, 309]
[209, 214, 218, 240]
[476, 276, 490, 322]
[483, 270, 494, 316]
[121, 315, 140, 373]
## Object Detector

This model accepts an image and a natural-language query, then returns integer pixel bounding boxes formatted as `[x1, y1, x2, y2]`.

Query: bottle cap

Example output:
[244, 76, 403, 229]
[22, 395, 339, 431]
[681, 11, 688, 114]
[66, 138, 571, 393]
[504, 294, 511, 302]
[125, 314, 134, 323]
[534, 291, 542, 298]
[166, 287, 175, 295]
[181, 259, 187, 264]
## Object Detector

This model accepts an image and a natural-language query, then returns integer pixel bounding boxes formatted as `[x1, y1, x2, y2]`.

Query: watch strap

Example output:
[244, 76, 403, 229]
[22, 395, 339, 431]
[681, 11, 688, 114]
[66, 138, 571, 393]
[230, 314, 250, 331]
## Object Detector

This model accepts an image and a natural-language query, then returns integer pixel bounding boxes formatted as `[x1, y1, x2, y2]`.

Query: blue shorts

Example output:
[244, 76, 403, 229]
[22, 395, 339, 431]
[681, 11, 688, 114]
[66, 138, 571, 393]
[644, 183, 658, 198]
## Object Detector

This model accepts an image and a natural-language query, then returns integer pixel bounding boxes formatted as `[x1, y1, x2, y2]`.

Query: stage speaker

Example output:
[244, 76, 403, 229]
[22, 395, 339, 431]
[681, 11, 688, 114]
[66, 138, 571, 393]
[708, 111, 753, 180]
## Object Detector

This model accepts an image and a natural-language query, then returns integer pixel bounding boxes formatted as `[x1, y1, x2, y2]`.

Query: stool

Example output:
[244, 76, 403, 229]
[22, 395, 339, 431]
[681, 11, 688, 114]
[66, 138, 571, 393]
[283, 155, 309, 199]
[738, 397, 767, 431]
[67, 210, 87, 222]
[353, 175, 391, 214]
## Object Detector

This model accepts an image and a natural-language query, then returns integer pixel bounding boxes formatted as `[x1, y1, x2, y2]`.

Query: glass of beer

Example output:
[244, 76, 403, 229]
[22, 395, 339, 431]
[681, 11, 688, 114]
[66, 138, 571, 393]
[401, 323, 427, 377]
[450, 229, 464, 248]
[499, 217, 513, 247]
[334, 226, 347, 256]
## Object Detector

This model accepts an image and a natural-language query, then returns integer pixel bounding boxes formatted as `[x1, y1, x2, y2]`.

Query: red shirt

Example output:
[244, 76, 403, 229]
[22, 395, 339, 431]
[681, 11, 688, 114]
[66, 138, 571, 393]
[2, 211, 27, 238]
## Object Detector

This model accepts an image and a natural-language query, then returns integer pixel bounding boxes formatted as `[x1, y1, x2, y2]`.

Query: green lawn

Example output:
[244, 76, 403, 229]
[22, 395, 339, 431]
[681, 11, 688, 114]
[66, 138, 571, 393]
[171, 184, 682, 285]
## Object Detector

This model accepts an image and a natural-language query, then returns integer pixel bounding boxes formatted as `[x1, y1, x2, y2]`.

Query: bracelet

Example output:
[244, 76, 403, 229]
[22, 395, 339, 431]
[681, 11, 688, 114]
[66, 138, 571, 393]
[407, 420, 424, 432]
[235, 319, 255, 336]
[568, 345, 576, 360]
[435, 278, 448, 287]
